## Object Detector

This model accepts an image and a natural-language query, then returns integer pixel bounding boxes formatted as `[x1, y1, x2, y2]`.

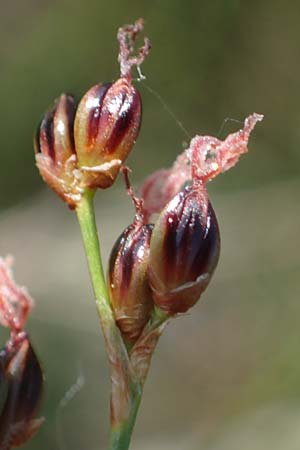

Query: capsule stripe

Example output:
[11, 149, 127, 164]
[105, 89, 141, 154]
[87, 83, 112, 147]
[63, 94, 77, 152]
[162, 190, 219, 286]
[34, 120, 42, 154]
[42, 107, 56, 160]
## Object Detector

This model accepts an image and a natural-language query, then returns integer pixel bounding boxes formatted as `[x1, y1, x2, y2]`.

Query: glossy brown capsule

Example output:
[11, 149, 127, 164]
[108, 221, 153, 345]
[74, 78, 142, 189]
[35, 94, 81, 208]
[0, 335, 44, 450]
[148, 185, 220, 315]
[35, 94, 77, 163]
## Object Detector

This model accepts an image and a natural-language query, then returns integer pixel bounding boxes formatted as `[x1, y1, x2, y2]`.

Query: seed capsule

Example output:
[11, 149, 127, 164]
[108, 221, 153, 345]
[35, 94, 81, 208]
[35, 94, 77, 164]
[148, 185, 220, 315]
[0, 335, 44, 450]
[74, 78, 142, 189]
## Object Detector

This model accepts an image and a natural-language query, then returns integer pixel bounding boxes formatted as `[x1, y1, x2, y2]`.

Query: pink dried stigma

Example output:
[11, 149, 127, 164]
[117, 18, 151, 80]
[141, 113, 263, 219]
[189, 112, 264, 184]
[0, 257, 33, 335]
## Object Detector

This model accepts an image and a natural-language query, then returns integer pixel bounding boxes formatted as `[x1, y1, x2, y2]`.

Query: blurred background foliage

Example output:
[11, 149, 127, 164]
[0, 0, 300, 449]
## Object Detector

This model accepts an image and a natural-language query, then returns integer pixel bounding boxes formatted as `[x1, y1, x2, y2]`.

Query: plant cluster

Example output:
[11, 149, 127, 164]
[0, 19, 262, 450]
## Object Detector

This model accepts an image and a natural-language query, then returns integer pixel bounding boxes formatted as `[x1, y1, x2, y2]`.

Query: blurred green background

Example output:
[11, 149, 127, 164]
[0, 0, 300, 449]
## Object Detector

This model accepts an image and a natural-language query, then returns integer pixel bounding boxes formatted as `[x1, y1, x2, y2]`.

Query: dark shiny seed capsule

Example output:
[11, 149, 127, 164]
[148, 185, 220, 315]
[108, 222, 153, 344]
[0, 336, 44, 450]
[74, 78, 142, 189]
[35, 94, 81, 208]
[35, 94, 77, 164]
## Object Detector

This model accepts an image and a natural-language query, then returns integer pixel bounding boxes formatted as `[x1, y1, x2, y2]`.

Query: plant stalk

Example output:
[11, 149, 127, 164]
[76, 189, 141, 450]
[109, 385, 142, 450]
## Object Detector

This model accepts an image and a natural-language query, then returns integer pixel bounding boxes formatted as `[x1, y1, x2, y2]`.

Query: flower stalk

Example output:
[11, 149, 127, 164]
[76, 189, 143, 449]
[76, 188, 169, 449]
[109, 387, 142, 450]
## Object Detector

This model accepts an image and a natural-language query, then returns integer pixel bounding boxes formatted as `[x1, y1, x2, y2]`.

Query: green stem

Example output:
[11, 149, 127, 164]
[76, 189, 141, 450]
[109, 386, 142, 450]
[76, 189, 114, 326]
[107, 310, 168, 450]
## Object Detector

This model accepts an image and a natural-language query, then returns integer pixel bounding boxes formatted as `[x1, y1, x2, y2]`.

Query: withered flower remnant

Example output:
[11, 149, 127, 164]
[0, 257, 34, 332]
[141, 113, 264, 220]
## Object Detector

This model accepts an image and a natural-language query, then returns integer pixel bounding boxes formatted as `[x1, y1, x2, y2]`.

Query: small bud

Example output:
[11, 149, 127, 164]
[0, 335, 44, 450]
[35, 94, 82, 208]
[148, 185, 220, 315]
[74, 79, 142, 189]
[108, 222, 153, 344]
